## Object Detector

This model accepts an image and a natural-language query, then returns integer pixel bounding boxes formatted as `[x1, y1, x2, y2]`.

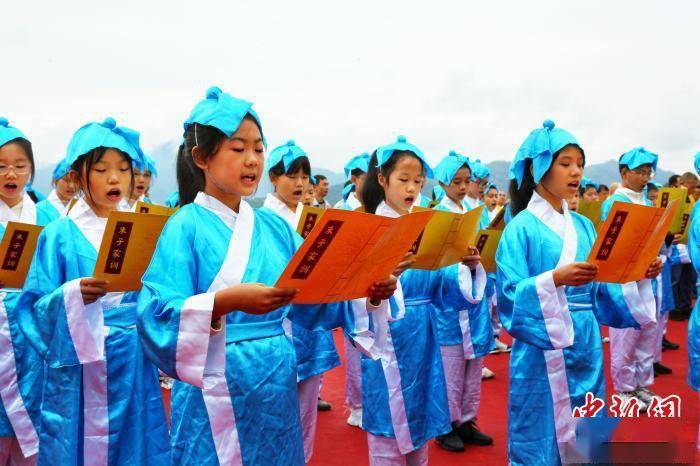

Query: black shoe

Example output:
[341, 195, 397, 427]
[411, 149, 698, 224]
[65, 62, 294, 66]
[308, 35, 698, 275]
[317, 398, 331, 411]
[455, 420, 493, 446]
[435, 430, 464, 452]
[662, 337, 680, 350]
[653, 362, 672, 375]
[669, 312, 688, 322]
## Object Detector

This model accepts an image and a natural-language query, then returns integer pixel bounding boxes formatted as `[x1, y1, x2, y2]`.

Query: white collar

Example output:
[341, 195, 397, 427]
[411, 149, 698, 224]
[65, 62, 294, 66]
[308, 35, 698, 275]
[526, 191, 569, 239]
[67, 197, 109, 252]
[263, 193, 303, 228]
[194, 192, 239, 231]
[616, 186, 646, 205]
[464, 196, 482, 209]
[48, 189, 71, 216]
[376, 201, 401, 218]
[439, 195, 466, 214]
[0, 191, 37, 228]
[346, 192, 362, 210]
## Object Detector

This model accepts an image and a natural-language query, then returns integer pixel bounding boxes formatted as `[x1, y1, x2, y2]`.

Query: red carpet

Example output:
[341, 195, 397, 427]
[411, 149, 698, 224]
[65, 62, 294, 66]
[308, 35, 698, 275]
[159, 320, 697, 464]
[309, 321, 698, 465]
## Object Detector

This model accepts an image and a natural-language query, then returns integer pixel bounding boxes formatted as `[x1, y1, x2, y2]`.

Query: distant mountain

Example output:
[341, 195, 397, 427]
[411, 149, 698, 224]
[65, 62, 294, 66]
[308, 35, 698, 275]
[28, 143, 676, 204]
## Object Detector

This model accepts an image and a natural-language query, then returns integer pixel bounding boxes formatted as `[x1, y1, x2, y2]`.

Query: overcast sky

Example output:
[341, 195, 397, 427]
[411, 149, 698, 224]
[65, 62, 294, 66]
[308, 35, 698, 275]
[3, 0, 699, 175]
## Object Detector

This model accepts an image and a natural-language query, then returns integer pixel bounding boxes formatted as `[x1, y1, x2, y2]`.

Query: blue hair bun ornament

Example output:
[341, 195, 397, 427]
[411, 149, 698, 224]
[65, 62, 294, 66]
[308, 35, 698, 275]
[543, 119, 555, 130]
[206, 86, 222, 99]
[102, 117, 117, 129]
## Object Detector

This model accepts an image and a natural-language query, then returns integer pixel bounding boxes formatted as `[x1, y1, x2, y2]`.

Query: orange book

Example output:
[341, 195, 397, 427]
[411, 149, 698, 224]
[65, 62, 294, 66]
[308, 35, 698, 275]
[587, 200, 679, 283]
[135, 201, 177, 216]
[409, 206, 483, 270]
[474, 229, 503, 273]
[295, 205, 327, 239]
[0, 222, 43, 289]
[93, 211, 169, 291]
[275, 209, 434, 304]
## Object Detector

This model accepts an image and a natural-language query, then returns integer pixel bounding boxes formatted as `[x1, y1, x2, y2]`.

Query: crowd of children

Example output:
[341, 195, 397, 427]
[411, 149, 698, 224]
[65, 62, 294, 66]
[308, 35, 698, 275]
[0, 91, 698, 466]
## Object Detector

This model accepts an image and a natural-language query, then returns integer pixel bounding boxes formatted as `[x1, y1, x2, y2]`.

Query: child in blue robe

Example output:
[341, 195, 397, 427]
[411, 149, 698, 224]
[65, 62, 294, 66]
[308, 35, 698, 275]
[136, 87, 396, 466]
[496, 120, 663, 466]
[357, 136, 486, 465]
[16, 117, 171, 465]
[36, 158, 77, 221]
[431, 151, 493, 452]
[601, 147, 664, 409]
[0, 117, 53, 465]
[262, 139, 340, 462]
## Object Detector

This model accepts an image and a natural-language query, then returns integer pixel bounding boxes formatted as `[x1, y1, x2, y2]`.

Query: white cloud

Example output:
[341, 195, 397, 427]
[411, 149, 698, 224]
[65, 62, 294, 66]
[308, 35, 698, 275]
[2, 0, 699, 174]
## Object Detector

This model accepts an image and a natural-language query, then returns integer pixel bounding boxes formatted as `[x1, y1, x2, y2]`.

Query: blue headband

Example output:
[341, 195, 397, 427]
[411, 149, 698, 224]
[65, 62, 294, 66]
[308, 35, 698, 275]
[581, 176, 598, 190]
[471, 159, 491, 180]
[342, 183, 355, 201]
[0, 117, 28, 148]
[695, 152, 700, 175]
[375, 136, 434, 179]
[433, 150, 472, 185]
[184, 86, 265, 145]
[52, 158, 71, 180]
[486, 183, 498, 192]
[267, 140, 308, 172]
[619, 147, 658, 171]
[136, 153, 158, 177]
[65, 117, 146, 169]
[509, 119, 580, 188]
[344, 153, 370, 178]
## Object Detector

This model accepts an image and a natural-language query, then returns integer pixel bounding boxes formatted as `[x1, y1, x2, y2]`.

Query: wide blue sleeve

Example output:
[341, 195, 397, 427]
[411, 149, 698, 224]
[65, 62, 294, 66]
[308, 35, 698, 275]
[16, 225, 102, 368]
[496, 221, 573, 350]
[137, 215, 220, 389]
[431, 264, 486, 313]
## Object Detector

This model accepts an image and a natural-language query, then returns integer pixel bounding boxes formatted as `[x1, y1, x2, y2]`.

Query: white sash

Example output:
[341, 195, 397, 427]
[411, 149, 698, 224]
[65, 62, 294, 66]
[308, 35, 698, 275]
[194, 192, 254, 466]
[527, 192, 579, 463]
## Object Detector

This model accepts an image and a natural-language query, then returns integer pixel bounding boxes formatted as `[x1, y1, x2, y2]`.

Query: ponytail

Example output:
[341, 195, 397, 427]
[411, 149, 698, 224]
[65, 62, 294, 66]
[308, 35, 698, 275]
[360, 150, 424, 214]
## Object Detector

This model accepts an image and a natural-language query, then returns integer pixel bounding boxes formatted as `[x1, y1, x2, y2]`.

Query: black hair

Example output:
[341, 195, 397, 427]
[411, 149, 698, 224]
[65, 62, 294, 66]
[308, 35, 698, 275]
[313, 174, 327, 183]
[178, 117, 263, 206]
[597, 184, 609, 193]
[350, 168, 365, 178]
[70, 147, 134, 202]
[508, 143, 585, 217]
[0, 138, 36, 183]
[360, 150, 424, 214]
[647, 182, 659, 192]
[268, 156, 311, 179]
[668, 175, 680, 187]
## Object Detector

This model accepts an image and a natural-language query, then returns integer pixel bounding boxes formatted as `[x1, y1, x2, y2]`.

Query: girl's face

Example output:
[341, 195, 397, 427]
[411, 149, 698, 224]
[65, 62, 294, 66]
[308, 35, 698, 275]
[539, 145, 584, 202]
[497, 191, 506, 206]
[133, 166, 152, 199]
[569, 191, 580, 210]
[598, 187, 609, 200]
[583, 187, 598, 202]
[302, 183, 315, 205]
[621, 164, 652, 192]
[378, 155, 424, 215]
[78, 148, 133, 217]
[442, 166, 471, 204]
[194, 118, 265, 202]
[55, 174, 78, 202]
[485, 187, 498, 208]
[351, 172, 367, 194]
[0, 142, 32, 206]
[272, 168, 310, 209]
[647, 188, 658, 202]
[468, 176, 488, 198]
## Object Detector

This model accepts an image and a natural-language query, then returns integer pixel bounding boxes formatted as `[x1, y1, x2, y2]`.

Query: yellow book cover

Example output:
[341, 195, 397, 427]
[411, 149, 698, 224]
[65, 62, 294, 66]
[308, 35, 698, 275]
[276, 209, 434, 303]
[576, 200, 603, 229]
[295, 205, 327, 239]
[135, 201, 177, 216]
[474, 229, 503, 273]
[93, 211, 169, 291]
[0, 222, 43, 289]
[655, 187, 688, 233]
[409, 206, 484, 270]
[587, 200, 679, 283]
